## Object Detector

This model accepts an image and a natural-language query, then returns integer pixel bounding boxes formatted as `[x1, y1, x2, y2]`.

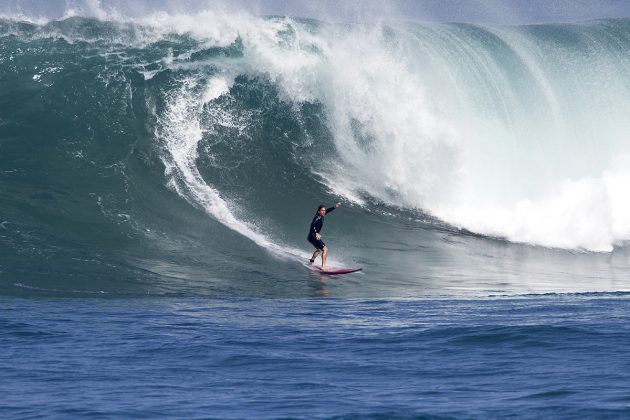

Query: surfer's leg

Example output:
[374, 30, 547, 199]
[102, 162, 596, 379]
[321, 246, 328, 268]
[310, 249, 321, 263]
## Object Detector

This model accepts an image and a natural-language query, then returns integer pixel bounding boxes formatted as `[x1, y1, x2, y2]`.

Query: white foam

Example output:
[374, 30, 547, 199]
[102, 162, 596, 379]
[252, 21, 630, 252]
[150, 13, 630, 252]
[159, 77, 257, 240]
[202, 77, 231, 103]
[158, 75, 306, 260]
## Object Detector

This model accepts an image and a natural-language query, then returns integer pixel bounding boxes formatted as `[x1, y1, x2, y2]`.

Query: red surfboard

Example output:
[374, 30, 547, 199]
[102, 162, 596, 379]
[308, 265, 362, 275]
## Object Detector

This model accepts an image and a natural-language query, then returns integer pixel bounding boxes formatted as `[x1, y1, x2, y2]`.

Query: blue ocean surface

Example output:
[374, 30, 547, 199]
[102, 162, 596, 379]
[2, 295, 630, 418]
[2, 9, 630, 418]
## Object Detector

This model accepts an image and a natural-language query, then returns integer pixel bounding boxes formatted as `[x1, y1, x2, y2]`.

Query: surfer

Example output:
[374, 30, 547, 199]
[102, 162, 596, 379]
[307, 202, 341, 268]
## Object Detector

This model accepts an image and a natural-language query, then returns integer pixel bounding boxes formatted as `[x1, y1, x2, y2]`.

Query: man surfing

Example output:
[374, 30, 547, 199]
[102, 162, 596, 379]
[307, 202, 341, 268]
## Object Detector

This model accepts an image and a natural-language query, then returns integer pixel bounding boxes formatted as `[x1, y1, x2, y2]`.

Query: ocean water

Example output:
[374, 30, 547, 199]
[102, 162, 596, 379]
[2, 10, 630, 418]
[3, 296, 630, 418]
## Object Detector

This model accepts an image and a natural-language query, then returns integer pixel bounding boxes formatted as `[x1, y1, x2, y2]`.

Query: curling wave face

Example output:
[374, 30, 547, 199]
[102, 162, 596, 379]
[2, 13, 630, 296]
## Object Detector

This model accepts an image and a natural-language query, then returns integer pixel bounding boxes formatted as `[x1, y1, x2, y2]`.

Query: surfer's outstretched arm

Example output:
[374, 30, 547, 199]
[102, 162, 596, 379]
[326, 202, 341, 214]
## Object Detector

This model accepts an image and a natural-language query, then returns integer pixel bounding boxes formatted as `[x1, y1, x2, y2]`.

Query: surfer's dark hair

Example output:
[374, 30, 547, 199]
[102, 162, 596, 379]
[317, 204, 326, 211]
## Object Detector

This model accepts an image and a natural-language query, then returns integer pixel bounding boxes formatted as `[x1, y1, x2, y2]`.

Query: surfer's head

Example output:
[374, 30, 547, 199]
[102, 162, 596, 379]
[317, 205, 326, 216]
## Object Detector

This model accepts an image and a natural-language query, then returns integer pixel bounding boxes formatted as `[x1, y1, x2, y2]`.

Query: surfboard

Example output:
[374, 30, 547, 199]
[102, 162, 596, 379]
[307, 265, 362, 275]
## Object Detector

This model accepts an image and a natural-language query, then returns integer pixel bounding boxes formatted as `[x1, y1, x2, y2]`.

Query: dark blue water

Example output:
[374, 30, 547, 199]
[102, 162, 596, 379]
[3, 295, 630, 418]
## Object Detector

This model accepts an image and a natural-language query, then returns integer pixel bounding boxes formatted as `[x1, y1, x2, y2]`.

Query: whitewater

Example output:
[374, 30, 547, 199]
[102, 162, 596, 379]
[138, 12, 630, 252]
[5, 10, 630, 255]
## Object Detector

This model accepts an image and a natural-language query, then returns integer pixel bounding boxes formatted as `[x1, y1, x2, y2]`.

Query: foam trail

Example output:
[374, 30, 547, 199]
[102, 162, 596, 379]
[158, 75, 304, 259]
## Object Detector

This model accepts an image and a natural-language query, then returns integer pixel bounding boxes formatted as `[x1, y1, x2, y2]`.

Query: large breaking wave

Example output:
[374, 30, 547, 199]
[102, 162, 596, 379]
[2, 9, 630, 296]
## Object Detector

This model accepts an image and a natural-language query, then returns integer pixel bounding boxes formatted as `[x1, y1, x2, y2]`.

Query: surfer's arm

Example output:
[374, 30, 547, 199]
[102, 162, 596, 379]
[326, 203, 341, 213]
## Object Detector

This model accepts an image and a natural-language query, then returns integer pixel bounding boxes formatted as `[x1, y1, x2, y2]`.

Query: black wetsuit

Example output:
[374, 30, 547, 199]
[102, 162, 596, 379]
[307, 206, 336, 250]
